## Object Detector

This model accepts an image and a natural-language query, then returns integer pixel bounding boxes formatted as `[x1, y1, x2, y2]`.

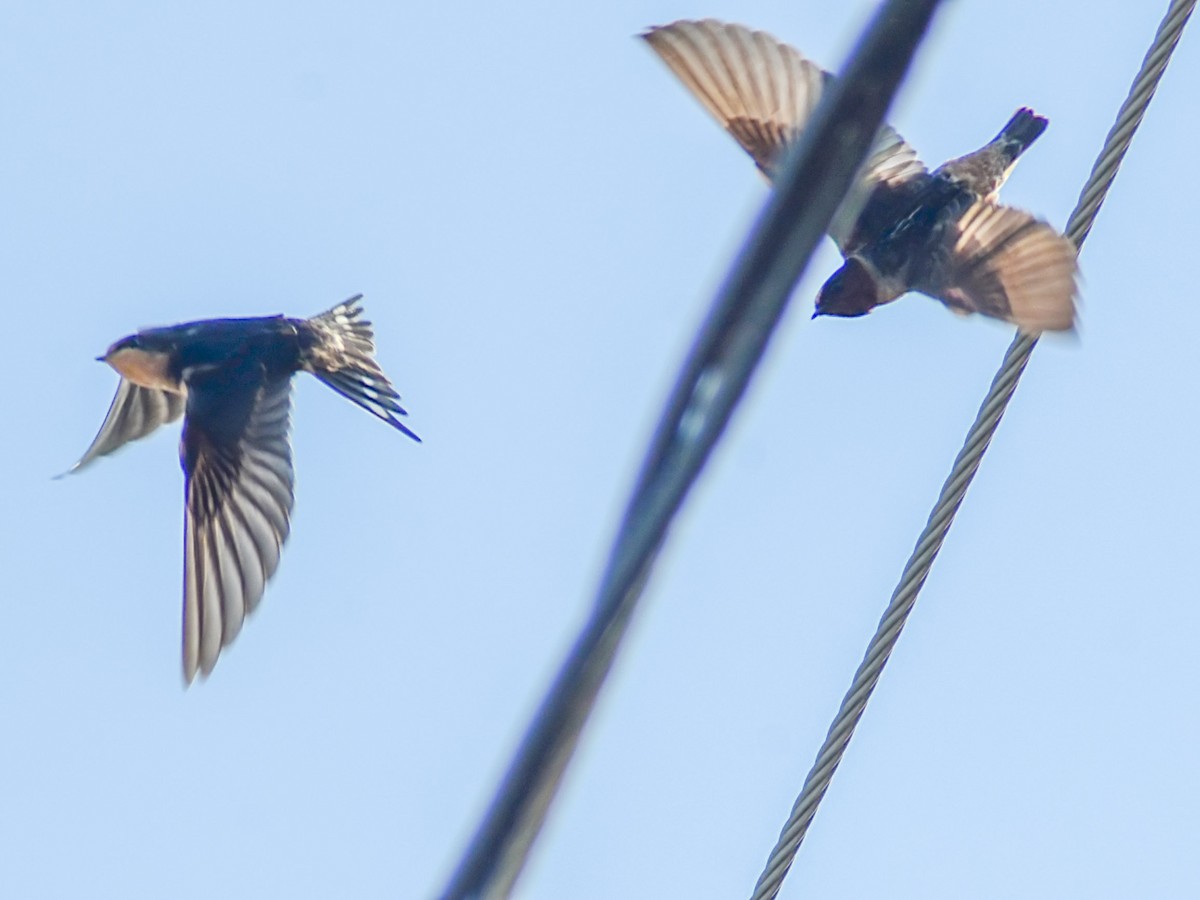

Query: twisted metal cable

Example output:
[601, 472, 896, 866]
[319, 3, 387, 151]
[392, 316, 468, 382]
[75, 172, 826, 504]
[749, 2, 1197, 898]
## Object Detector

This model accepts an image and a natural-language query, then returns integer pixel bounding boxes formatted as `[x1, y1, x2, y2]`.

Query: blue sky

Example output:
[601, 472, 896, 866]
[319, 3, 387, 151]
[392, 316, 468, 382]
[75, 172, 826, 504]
[2, 1, 1197, 897]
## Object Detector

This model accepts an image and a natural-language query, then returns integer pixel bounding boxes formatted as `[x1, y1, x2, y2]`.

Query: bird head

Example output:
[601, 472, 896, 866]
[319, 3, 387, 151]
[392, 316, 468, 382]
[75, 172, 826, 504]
[98, 333, 178, 391]
[97, 333, 140, 362]
[814, 257, 880, 319]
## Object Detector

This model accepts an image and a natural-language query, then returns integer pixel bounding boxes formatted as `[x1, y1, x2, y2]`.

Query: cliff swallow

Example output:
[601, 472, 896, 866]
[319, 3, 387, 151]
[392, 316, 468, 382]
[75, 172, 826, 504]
[643, 20, 1079, 332]
[67, 295, 418, 683]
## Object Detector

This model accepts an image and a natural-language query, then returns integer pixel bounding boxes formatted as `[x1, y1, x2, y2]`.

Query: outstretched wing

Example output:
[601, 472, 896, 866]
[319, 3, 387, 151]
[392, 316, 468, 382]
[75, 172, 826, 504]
[922, 202, 1078, 332]
[642, 18, 928, 254]
[180, 359, 295, 683]
[64, 379, 186, 475]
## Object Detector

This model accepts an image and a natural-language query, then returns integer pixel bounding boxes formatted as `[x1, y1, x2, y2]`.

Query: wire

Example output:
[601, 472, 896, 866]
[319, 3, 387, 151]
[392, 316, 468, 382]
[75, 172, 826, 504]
[748, 2, 1197, 898]
[436, 2, 946, 897]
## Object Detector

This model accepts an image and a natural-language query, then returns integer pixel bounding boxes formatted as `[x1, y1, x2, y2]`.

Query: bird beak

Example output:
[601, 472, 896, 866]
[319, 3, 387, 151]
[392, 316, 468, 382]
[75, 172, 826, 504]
[95, 354, 107, 362]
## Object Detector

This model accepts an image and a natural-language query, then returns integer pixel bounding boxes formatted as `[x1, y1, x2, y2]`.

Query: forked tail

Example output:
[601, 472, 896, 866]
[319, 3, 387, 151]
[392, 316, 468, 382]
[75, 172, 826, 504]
[993, 107, 1048, 161]
[302, 295, 420, 442]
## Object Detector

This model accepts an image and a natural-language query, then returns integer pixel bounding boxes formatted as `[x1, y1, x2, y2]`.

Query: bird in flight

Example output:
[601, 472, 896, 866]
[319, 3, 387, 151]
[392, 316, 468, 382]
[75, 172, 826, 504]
[643, 19, 1079, 332]
[66, 295, 419, 683]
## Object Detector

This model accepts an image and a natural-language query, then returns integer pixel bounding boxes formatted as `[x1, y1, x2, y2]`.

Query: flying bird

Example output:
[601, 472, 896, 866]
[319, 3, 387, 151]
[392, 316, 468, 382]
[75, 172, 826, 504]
[643, 19, 1079, 332]
[67, 295, 419, 683]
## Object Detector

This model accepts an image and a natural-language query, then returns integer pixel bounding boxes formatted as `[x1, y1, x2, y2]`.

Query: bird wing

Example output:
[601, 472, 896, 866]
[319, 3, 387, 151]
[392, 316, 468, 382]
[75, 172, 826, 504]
[923, 201, 1078, 332]
[64, 379, 186, 475]
[179, 358, 295, 683]
[642, 18, 928, 254]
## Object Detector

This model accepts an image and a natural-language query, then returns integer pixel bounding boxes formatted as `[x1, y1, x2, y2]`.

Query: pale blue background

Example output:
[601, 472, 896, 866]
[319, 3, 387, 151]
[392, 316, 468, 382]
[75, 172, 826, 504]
[2, 1, 1197, 897]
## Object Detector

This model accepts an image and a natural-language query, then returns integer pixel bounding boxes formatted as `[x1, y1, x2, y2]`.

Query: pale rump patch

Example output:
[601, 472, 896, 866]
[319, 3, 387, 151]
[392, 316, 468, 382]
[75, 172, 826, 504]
[105, 347, 181, 392]
[937, 145, 1012, 198]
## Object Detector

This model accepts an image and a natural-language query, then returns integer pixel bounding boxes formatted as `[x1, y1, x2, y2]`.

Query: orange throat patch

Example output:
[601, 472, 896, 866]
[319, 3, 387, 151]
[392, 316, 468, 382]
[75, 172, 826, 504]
[105, 347, 181, 392]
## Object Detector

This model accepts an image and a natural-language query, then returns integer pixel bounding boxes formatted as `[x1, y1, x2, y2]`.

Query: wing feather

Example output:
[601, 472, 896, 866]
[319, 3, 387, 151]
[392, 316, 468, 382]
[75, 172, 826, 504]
[922, 202, 1078, 332]
[64, 379, 185, 475]
[181, 370, 294, 683]
[643, 19, 928, 253]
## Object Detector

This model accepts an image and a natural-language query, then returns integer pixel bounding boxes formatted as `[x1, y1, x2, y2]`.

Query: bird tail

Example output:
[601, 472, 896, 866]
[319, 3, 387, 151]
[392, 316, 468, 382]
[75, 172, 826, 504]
[301, 295, 420, 442]
[993, 107, 1048, 161]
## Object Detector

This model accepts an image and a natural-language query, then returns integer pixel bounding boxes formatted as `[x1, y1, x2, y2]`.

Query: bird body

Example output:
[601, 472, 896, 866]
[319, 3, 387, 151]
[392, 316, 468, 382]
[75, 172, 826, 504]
[643, 20, 1079, 332]
[69, 296, 418, 683]
[104, 315, 299, 393]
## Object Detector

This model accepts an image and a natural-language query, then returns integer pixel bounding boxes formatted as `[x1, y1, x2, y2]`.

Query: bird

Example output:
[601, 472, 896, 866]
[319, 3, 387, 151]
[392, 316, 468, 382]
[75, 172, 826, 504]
[642, 19, 1079, 332]
[66, 295, 419, 683]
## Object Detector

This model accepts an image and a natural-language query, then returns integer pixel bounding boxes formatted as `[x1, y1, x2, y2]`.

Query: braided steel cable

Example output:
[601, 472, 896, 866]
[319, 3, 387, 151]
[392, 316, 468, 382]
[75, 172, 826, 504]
[749, 2, 1197, 898]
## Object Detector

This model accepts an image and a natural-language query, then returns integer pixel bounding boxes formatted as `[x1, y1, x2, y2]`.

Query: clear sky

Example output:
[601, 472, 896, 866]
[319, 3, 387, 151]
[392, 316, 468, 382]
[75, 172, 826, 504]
[2, 1, 1197, 898]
